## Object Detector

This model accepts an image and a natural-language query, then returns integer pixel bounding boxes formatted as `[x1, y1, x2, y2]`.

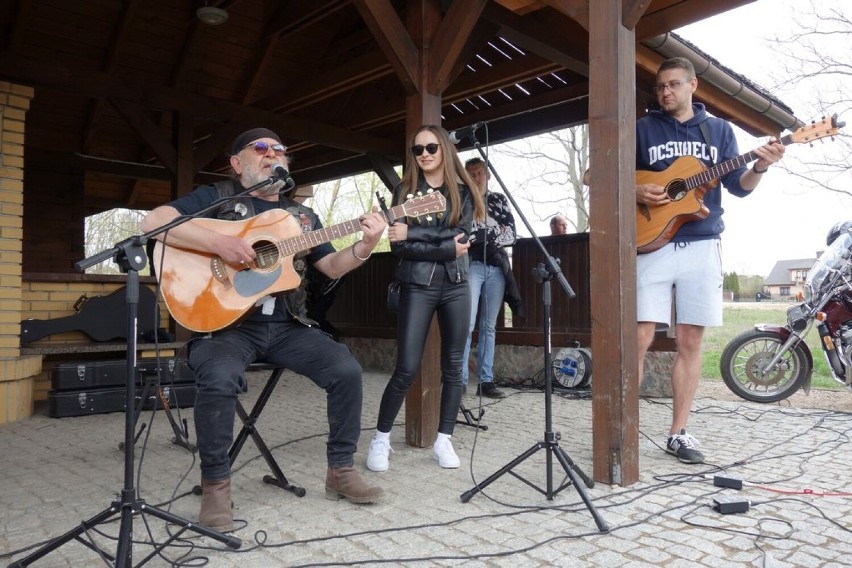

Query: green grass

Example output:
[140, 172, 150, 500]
[702, 303, 842, 390]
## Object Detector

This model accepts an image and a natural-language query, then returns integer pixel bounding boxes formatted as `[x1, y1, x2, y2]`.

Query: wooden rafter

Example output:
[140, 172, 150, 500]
[352, 0, 420, 95]
[428, 0, 489, 92]
[541, 0, 589, 30]
[622, 0, 652, 31]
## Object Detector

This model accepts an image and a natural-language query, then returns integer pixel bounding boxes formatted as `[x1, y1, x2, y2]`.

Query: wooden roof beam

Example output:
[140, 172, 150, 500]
[635, 0, 754, 40]
[622, 0, 651, 31]
[482, 2, 589, 76]
[352, 0, 420, 95]
[0, 51, 399, 157]
[541, 0, 589, 30]
[428, 0, 489, 92]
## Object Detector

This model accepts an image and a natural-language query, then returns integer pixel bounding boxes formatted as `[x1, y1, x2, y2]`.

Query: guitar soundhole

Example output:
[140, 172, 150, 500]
[666, 180, 687, 201]
[252, 239, 280, 270]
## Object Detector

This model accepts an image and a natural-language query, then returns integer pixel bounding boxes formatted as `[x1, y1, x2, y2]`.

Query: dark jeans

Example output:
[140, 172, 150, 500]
[188, 320, 363, 481]
[376, 267, 470, 436]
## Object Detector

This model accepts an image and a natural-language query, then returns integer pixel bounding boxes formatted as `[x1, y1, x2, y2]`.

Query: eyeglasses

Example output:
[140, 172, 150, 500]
[241, 141, 287, 156]
[653, 79, 688, 94]
[411, 143, 440, 156]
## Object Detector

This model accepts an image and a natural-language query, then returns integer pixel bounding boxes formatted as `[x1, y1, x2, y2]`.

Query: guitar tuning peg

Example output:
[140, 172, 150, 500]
[406, 193, 414, 200]
[426, 215, 433, 222]
[437, 212, 444, 219]
[425, 188, 433, 194]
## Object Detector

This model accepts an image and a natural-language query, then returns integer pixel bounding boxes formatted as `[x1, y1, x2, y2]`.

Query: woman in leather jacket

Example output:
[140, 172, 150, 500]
[366, 125, 485, 472]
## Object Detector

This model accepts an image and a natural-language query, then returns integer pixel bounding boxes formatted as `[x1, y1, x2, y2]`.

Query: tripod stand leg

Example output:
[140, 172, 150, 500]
[460, 442, 543, 503]
[8, 504, 120, 567]
[552, 446, 609, 532]
[457, 402, 488, 430]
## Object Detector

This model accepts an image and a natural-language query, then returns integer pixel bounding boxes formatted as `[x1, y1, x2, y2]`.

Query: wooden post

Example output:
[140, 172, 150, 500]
[588, 0, 641, 485]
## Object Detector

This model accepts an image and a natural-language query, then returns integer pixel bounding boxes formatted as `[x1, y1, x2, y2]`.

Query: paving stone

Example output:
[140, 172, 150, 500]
[2, 371, 852, 567]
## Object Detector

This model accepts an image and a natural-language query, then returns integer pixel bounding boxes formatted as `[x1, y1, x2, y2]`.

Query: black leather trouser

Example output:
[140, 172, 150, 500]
[376, 266, 471, 436]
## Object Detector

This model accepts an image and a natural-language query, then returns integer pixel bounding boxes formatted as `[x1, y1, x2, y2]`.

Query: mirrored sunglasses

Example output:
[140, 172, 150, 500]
[411, 143, 440, 156]
[241, 140, 287, 156]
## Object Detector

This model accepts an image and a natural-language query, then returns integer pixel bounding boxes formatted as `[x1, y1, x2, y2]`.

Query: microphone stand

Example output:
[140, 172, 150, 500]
[458, 134, 608, 533]
[9, 175, 292, 567]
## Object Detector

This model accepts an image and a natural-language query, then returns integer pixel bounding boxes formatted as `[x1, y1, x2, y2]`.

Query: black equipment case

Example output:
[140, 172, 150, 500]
[48, 383, 196, 419]
[51, 357, 193, 391]
[48, 357, 196, 418]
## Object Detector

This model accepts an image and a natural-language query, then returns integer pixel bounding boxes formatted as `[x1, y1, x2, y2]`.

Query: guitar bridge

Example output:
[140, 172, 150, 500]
[210, 257, 233, 289]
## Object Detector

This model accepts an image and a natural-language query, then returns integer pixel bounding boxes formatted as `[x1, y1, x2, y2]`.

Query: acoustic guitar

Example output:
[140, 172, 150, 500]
[636, 114, 844, 254]
[153, 191, 446, 332]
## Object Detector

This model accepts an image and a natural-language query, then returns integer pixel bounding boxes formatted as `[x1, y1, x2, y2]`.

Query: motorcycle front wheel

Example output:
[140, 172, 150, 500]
[719, 329, 812, 403]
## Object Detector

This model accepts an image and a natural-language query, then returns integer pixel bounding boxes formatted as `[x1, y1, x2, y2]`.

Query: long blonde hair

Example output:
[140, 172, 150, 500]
[399, 125, 485, 225]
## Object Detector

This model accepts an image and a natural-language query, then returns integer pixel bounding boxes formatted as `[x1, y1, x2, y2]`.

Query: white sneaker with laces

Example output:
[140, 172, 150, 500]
[366, 434, 393, 472]
[432, 437, 460, 469]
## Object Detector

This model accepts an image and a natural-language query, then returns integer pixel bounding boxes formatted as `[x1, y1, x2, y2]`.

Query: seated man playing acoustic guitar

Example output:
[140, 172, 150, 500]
[141, 128, 387, 532]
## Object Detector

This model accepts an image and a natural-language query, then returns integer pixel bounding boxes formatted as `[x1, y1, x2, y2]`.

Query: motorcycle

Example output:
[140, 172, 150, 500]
[719, 221, 852, 403]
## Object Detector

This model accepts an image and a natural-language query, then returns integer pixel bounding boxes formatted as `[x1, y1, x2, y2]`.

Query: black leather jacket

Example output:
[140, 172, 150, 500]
[391, 180, 474, 286]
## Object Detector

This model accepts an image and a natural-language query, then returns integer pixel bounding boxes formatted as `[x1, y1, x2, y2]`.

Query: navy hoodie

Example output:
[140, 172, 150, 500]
[636, 103, 751, 241]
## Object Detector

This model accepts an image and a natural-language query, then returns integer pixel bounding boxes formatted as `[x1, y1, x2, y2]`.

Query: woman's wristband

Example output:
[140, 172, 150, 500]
[752, 163, 769, 175]
[351, 242, 371, 261]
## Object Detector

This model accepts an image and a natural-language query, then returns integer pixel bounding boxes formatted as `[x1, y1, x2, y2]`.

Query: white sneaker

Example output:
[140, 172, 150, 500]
[432, 437, 460, 469]
[366, 434, 392, 472]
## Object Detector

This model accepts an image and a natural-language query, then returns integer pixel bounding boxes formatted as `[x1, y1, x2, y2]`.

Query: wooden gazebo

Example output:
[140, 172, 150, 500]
[0, 0, 799, 485]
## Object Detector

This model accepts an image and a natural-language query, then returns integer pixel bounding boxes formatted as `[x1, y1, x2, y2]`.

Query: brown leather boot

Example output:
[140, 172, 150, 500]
[325, 466, 384, 504]
[199, 478, 233, 532]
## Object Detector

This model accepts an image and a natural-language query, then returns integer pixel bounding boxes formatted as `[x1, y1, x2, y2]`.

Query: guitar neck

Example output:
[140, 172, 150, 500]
[689, 131, 794, 189]
[280, 202, 408, 255]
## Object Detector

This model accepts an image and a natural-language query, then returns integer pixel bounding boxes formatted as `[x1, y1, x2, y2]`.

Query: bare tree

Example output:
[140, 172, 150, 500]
[489, 124, 590, 232]
[84, 208, 147, 275]
[769, 0, 851, 196]
[308, 171, 393, 252]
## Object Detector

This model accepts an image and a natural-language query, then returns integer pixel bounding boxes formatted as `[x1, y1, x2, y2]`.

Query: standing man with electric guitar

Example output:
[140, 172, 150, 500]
[635, 57, 784, 464]
[141, 128, 388, 532]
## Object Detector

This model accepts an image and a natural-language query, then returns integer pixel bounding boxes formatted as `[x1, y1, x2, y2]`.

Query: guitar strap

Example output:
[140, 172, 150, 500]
[698, 121, 714, 165]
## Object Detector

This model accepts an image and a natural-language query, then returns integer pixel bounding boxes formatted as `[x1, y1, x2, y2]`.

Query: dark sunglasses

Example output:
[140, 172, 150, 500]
[241, 140, 287, 156]
[411, 143, 440, 156]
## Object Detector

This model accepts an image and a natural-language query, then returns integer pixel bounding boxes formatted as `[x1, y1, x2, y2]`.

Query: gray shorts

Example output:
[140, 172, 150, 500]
[636, 239, 723, 327]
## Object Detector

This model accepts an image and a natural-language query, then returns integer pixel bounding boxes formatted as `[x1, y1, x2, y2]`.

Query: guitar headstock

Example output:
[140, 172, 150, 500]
[398, 191, 447, 219]
[790, 113, 845, 145]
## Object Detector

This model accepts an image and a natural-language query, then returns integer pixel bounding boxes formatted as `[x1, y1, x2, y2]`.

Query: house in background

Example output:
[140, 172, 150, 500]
[764, 256, 819, 300]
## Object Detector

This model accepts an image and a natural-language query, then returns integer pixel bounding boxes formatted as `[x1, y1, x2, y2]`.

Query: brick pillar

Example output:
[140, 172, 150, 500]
[0, 81, 41, 424]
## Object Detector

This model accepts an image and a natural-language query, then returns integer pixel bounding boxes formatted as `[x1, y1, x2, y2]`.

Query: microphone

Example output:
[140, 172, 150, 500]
[448, 122, 484, 144]
[269, 163, 296, 194]
[269, 163, 290, 180]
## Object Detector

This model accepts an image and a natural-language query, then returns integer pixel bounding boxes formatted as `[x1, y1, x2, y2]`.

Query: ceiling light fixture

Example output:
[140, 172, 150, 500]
[196, 5, 229, 26]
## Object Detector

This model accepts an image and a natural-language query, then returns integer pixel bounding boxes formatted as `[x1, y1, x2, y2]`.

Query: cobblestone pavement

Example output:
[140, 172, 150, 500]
[2, 370, 852, 567]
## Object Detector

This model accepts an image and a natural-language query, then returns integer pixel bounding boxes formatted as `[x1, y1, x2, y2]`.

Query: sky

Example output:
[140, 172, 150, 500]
[455, 0, 852, 278]
[673, 0, 851, 276]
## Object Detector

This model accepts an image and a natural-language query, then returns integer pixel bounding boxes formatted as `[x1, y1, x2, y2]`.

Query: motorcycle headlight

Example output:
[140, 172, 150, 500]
[802, 283, 815, 304]
[787, 304, 809, 333]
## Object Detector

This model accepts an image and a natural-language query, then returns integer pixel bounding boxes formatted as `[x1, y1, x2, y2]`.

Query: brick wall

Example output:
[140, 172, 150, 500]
[21, 277, 171, 401]
[0, 81, 38, 424]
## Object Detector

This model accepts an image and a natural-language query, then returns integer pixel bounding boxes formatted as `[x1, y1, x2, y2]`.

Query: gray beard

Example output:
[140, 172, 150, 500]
[245, 175, 286, 199]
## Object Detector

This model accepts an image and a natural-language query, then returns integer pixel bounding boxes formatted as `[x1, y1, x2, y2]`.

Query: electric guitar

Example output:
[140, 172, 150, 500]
[153, 191, 446, 332]
[636, 114, 844, 254]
